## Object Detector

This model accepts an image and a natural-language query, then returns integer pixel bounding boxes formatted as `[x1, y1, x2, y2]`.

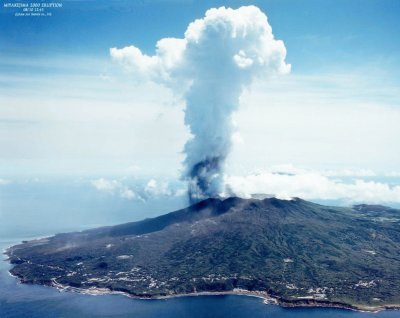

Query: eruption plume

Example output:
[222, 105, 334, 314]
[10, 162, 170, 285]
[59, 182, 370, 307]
[110, 6, 290, 203]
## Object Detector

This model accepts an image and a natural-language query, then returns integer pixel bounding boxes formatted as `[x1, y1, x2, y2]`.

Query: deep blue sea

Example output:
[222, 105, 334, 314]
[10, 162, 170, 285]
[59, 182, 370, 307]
[1, 178, 400, 318]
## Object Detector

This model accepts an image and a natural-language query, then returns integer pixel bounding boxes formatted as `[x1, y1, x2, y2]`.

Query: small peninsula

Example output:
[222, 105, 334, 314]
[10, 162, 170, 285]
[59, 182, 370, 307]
[5, 197, 400, 312]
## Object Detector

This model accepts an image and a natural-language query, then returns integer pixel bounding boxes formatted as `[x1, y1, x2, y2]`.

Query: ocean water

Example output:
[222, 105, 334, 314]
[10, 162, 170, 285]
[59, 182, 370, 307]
[1, 179, 400, 318]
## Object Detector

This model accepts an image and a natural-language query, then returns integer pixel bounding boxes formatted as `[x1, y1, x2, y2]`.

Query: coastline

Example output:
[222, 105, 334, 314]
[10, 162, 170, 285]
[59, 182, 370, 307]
[14, 272, 400, 313]
[44, 281, 400, 312]
[4, 238, 400, 314]
[2, 235, 52, 256]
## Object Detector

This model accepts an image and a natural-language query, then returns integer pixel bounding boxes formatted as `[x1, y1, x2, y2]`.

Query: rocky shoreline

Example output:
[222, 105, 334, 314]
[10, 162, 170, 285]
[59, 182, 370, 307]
[6, 264, 399, 314]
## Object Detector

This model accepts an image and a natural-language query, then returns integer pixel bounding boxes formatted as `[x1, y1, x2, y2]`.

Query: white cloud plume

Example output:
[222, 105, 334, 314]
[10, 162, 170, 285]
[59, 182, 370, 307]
[90, 171, 400, 205]
[119, 188, 137, 200]
[111, 5, 290, 203]
[144, 179, 171, 196]
[225, 170, 400, 204]
[91, 178, 139, 200]
[91, 177, 184, 200]
[91, 178, 120, 192]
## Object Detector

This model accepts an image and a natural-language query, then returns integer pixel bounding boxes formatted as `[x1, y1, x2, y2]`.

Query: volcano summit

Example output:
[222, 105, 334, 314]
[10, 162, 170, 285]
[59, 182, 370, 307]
[5, 197, 400, 312]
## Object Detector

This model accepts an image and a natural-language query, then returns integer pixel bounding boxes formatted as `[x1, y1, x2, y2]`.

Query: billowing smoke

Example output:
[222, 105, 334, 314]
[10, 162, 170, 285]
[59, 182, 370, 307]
[110, 6, 290, 203]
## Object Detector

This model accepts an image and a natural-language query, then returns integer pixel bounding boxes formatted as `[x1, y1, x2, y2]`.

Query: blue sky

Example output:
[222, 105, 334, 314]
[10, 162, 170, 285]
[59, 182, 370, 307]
[2, 0, 400, 72]
[1, 0, 400, 204]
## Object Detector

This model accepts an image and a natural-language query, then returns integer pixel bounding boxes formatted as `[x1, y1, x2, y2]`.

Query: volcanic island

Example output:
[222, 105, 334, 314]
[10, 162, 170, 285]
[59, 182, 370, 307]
[5, 197, 400, 312]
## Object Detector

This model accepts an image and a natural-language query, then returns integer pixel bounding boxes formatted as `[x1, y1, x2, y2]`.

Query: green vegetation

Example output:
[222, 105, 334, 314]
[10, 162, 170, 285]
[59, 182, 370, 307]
[5, 198, 400, 310]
